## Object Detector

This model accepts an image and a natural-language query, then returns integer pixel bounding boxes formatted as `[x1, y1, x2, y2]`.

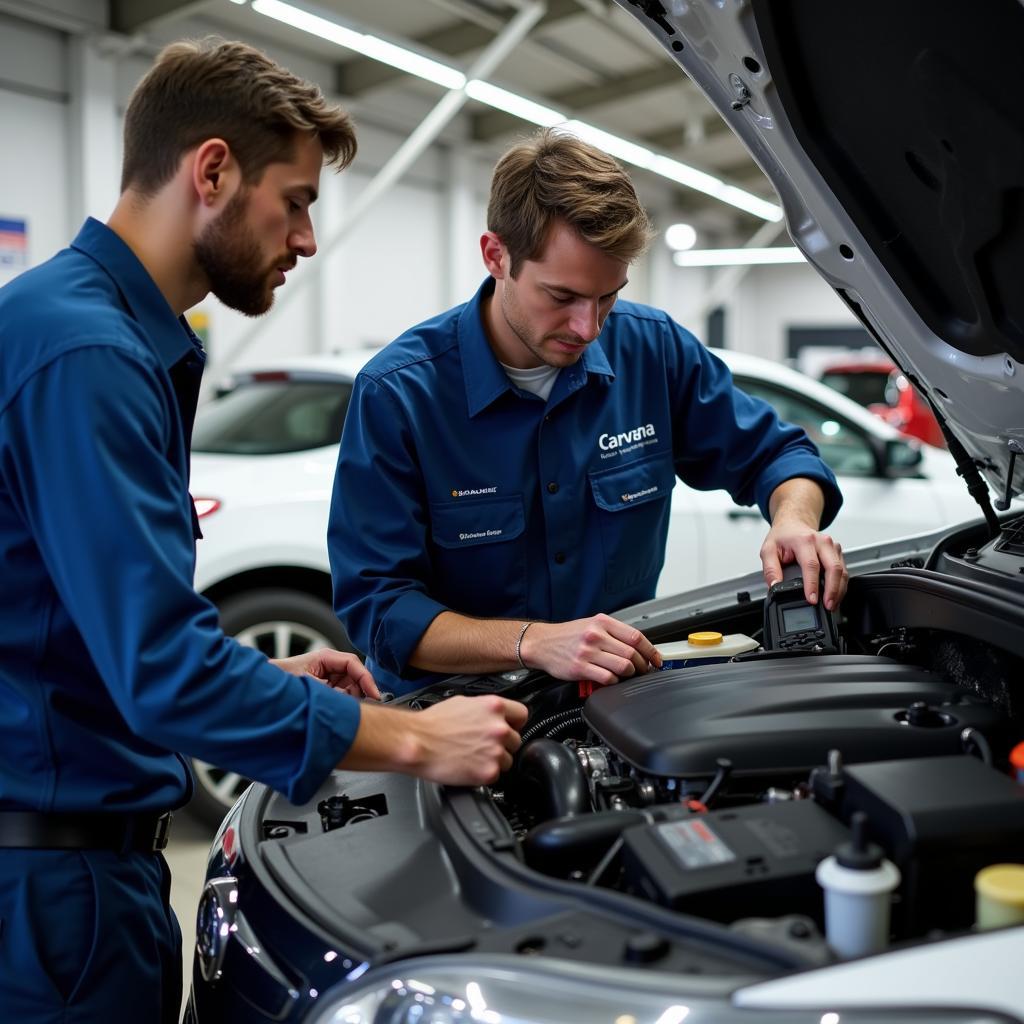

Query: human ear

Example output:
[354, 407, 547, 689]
[479, 231, 508, 279]
[191, 139, 239, 209]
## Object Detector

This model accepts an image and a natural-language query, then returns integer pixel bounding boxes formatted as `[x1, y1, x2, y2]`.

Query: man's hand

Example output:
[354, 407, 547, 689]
[406, 695, 528, 784]
[271, 649, 381, 700]
[340, 695, 528, 786]
[763, 478, 848, 610]
[519, 613, 662, 686]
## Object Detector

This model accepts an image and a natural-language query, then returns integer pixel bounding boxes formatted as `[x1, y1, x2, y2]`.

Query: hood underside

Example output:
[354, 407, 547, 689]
[617, 0, 1024, 500]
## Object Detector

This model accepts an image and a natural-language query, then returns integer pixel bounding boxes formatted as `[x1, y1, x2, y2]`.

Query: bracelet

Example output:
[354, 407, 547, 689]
[515, 621, 533, 670]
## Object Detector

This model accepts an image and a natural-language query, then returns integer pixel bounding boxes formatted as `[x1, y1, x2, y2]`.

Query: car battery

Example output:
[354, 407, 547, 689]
[833, 756, 1024, 936]
[621, 800, 849, 925]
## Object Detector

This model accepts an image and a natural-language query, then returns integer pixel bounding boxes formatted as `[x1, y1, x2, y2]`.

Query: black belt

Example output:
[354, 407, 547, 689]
[0, 810, 172, 853]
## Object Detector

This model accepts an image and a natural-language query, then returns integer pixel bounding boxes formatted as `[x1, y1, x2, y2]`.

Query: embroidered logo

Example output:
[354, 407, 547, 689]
[451, 486, 498, 498]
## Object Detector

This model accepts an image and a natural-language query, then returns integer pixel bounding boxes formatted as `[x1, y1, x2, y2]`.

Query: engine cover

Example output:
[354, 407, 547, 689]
[582, 654, 1004, 777]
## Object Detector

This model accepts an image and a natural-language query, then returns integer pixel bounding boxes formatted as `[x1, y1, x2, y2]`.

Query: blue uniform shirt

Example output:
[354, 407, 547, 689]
[0, 219, 360, 813]
[330, 278, 842, 697]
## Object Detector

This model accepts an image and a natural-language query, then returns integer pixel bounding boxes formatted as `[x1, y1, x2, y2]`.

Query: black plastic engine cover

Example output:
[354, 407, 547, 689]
[583, 655, 1004, 777]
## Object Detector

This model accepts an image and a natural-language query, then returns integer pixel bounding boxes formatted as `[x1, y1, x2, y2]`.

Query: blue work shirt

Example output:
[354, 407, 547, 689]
[0, 219, 360, 813]
[330, 278, 842, 697]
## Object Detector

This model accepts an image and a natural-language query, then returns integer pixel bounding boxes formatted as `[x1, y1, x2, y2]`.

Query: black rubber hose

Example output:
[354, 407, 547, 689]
[521, 708, 584, 744]
[523, 809, 647, 877]
[515, 738, 591, 822]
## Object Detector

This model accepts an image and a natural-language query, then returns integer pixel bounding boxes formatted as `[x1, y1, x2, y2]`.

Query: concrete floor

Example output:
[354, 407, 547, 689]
[165, 811, 218, 1021]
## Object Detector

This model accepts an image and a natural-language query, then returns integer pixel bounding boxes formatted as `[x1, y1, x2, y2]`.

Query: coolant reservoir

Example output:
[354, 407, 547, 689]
[656, 631, 759, 669]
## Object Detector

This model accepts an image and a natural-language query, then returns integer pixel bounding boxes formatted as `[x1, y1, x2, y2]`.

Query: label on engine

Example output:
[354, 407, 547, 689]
[656, 819, 737, 869]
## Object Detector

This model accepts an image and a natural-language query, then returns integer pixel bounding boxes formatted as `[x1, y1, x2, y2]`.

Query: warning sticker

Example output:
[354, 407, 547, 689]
[657, 818, 736, 869]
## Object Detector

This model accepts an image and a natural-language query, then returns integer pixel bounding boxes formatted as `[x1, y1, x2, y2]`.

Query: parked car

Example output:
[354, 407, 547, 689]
[186, 0, 1024, 1020]
[820, 360, 946, 448]
[186, 347, 988, 823]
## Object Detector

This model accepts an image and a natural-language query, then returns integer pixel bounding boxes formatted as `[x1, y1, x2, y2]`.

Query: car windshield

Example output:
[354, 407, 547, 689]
[820, 369, 890, 407]
[192, 377, 352, 455]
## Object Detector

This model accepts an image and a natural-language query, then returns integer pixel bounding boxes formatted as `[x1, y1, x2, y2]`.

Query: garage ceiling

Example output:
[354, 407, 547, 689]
[104, 0, 774, 233]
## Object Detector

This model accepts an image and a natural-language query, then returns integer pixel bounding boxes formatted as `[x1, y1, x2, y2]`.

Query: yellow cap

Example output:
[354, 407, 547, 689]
[687, 631, 724, 647]
[975, 864, 1024, 908]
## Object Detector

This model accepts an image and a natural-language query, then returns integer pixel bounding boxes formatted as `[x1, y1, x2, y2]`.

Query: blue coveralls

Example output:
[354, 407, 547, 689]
[329, 277, 842, 697]
[0, 219, 361, 1022]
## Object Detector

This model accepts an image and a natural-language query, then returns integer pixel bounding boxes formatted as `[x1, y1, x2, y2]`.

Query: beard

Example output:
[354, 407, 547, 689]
[194, 190, 284, 317]
[500, 279, 587, 369]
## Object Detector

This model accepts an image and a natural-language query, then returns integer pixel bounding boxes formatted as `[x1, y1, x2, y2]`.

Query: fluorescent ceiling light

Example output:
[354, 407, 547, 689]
[561, 120, 655, 170]
[664, 223, 697, 251]
[674, 247, 805, 266]
[465, 80, 564, 126]
[251, 0, 466, 90]
[250, 0, 783, 222]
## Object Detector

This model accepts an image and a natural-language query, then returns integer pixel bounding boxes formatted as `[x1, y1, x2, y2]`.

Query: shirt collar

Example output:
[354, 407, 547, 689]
[70, 217, 203, 370]
[457, 277, 615, 418]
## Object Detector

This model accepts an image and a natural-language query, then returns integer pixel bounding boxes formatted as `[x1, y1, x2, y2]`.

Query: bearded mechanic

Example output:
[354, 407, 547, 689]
[0, 40, 525, 1024]
[329, 129, 848, 698]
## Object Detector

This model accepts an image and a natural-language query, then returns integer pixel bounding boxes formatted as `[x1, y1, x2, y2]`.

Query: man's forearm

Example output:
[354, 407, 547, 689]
[409, 610, 526, 674]
[768, 477, 825, 527]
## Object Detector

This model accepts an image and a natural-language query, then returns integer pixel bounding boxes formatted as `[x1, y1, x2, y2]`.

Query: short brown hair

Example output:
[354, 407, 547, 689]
[487, 128, 653, 276]
[121, 38, 357, 195]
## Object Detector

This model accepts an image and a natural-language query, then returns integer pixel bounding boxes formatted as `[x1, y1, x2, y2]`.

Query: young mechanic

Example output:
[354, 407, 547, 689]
[0, 39, 525, 1024]
[330, 129, 849, 698]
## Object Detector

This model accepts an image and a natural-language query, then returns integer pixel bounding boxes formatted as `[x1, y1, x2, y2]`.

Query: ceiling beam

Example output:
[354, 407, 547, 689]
[336, 0, 582, 96]
[641, 116, 731, 152]
[109, 0, 207, 35]
[470, 62, 683, 141]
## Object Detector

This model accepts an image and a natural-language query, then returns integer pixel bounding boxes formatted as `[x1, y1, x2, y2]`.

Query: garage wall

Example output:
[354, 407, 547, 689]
[1, 4, 859, 373]
[0, 16, 70, 289]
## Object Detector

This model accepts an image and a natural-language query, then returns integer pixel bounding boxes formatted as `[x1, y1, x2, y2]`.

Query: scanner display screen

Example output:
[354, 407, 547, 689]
[782, 604, 818, 633]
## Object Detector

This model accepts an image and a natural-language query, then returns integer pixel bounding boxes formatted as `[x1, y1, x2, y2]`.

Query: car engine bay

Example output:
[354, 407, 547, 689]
[228, 514, 1024, 992]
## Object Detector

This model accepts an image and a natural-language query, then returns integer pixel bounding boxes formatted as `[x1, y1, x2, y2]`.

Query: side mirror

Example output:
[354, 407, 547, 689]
[882, 437, 924, 478]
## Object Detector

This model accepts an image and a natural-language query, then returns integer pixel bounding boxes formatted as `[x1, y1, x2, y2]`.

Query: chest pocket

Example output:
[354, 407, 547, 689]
[588, 453, 676, 593]
[429, 494, 527, 614]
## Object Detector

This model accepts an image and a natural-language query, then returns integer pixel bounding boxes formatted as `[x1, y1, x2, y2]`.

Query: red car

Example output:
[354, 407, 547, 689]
[820, 360, 946, 448]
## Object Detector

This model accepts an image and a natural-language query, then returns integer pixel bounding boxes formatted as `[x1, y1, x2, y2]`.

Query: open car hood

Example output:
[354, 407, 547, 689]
[617, 0, 1024, 504]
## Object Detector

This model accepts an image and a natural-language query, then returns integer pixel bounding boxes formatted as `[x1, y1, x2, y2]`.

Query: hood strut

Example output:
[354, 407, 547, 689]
[921, 388, 1000, 538]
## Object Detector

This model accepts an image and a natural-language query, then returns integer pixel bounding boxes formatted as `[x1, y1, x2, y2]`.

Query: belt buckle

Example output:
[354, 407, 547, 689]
[152, 811, 172, 852]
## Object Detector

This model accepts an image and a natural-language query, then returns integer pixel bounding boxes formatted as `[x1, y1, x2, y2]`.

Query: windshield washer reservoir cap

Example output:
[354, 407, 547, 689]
[687, 631, 723, 646]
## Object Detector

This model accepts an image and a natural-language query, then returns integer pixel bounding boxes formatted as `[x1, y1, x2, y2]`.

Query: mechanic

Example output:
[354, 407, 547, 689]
[0, 39, 525, 1024]
[330, 129, 848, 698]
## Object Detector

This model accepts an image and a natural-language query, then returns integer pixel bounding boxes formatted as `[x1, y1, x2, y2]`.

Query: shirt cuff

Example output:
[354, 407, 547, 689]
[284, 679, 362, 805]
[373, 589, 449, 676]
[754, 455, 843, 528]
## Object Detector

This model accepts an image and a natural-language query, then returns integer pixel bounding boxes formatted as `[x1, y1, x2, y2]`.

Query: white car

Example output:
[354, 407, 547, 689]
[186, 347, 988, 823]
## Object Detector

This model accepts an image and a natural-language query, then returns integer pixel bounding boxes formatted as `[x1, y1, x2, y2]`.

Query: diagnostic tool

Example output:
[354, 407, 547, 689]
[763, 563, 839, 653]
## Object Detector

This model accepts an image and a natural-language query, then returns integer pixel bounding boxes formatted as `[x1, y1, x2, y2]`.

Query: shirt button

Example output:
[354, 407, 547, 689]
[544, 414, 552, 422]
[547, 482, 559, 494]
[554, 552, 566, 565]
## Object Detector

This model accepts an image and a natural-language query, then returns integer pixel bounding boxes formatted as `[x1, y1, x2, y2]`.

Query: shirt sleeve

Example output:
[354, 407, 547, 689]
[665, 322, 843, 527]
[1, 345, 360, 805]
[329, 372, 448, 676]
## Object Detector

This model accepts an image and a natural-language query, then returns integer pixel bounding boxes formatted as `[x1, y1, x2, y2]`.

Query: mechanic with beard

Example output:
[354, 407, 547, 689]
[0, 39, 526, 1024]
[330, 129, 848, 698]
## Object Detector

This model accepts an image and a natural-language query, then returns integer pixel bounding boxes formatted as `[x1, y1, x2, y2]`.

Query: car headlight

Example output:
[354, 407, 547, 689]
[195, 876, 238, 982]
[306, 955, 1003, 1024]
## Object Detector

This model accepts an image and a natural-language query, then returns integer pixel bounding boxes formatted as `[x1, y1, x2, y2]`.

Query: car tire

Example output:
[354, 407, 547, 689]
[187, 588, 356, 829]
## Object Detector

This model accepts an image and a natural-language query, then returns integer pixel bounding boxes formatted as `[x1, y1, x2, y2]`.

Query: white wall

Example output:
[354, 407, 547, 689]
[1, 2, 860, 372]
[0, 15, 69, 288]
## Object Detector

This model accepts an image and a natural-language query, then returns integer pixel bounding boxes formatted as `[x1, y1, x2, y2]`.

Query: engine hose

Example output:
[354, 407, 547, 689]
[516, 738, 592, 822]
[521, 708, 584, 744]
[523, 809, 648, 877]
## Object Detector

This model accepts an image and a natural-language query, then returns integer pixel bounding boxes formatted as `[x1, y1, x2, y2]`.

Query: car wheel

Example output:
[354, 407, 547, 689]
[187, 589, 355, 828]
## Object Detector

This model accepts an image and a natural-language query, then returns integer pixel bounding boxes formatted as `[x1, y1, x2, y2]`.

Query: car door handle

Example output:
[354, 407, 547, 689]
[726, 508, 762, 520]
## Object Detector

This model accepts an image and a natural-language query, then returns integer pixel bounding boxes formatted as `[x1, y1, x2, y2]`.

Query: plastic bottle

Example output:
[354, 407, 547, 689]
[975, 864, 1024, 929]
[656, 631, 759, 669]
[815, 812, 901, 958]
